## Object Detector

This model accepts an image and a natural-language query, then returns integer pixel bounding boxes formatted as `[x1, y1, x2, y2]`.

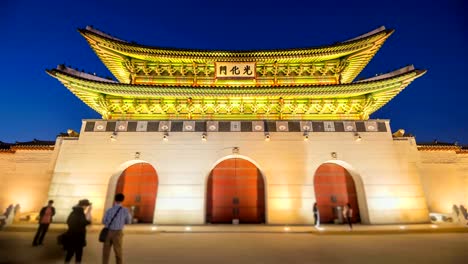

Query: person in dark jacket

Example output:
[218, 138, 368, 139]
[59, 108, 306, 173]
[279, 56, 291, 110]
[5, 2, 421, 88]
[64, 199, 92, 264]
[32, 200, 55, 246]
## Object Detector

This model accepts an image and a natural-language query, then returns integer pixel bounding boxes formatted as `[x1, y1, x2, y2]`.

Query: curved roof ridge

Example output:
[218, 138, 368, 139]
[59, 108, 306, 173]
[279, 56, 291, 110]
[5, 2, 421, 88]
[79, 25, 392, 53]
[343, 26, 386, 42]
[84, 26, 127, 43]
[55, 65, 116, 83]
[356, 65, 416, 83]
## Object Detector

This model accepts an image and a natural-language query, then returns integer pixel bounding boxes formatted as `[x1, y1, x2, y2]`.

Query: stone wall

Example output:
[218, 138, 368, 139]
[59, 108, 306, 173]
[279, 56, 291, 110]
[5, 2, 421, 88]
[0, 145, 59, 216]
[46, 120, 429, 224]
[6, 121, 468, 225]
[418, 150, 468, 214]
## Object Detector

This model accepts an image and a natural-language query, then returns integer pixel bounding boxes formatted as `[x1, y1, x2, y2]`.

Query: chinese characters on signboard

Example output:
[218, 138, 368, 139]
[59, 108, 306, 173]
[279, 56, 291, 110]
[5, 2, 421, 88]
[215, 62, 256, 79]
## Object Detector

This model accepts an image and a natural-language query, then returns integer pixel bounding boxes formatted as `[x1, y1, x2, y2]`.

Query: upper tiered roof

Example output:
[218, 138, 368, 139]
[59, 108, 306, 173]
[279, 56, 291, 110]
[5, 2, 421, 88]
[79, 26, 393, 85]
[47, 26, 425, 121]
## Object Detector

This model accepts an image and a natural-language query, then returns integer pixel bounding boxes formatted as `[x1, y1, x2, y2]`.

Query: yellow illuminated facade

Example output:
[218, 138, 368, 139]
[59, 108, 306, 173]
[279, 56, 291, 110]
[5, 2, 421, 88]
[6, 26, 466, 227]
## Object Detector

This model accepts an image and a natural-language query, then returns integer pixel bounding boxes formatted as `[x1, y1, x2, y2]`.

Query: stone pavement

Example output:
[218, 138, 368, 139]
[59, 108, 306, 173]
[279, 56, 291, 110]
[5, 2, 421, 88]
[0, 224, 467, 264]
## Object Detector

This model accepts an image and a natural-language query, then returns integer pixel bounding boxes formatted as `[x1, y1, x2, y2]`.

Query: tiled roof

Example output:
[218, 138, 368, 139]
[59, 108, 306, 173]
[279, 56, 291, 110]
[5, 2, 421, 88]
[417, 141, 467, 152]
[79, 26, 393, 84]
[0, 139, 55, 153]
[47, 65, 425, 120]
[14, 139, 56, 146]
[47, 65, 425, 96]
[0, 141, 13, 150]
[79, 25, 390, 57]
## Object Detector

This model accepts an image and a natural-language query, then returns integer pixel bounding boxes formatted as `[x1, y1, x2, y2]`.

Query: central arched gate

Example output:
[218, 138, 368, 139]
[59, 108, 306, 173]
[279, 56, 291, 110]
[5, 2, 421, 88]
[314, 163, 360, 223]
[116, 162, 158, 223]
[206, 158, 265, 223]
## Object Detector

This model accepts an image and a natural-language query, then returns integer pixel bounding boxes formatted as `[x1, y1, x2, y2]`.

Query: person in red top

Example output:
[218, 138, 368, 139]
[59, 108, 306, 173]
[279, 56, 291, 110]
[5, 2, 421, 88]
[32, 200, 55, 246]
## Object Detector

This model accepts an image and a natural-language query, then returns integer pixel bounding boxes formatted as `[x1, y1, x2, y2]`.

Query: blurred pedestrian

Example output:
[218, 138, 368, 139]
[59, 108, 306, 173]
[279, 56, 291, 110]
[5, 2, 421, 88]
[102, 193, 131, 264]
[64, 199, 92, 264]
[313, 202, 320, 227]
[343, 203, 353, 230]
[32, 200, 55, 246]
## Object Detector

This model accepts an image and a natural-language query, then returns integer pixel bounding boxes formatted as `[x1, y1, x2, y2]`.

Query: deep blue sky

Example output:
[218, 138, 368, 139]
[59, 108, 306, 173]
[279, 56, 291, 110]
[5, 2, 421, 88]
[1, 0, 466, 144]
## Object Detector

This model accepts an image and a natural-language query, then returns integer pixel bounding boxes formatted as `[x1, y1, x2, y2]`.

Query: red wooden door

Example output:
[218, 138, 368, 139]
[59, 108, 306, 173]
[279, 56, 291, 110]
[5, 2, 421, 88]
[116, 163, 158, 223]
[313, 163, 360, 223]
[207, 158, 265, 223]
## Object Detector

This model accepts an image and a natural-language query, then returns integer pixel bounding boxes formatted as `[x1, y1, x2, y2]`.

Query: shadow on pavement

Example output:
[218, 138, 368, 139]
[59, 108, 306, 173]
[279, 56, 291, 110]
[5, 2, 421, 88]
[0, 233, 64, 264]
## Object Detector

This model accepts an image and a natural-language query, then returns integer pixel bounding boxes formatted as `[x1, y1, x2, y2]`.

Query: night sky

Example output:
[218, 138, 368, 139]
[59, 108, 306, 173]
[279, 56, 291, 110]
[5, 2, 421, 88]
[1, 0, 466, 144]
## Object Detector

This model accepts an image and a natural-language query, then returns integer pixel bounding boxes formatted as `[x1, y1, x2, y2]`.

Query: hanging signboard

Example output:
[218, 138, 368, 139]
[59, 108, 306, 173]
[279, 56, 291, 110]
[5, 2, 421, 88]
[215, 62, 256, 79]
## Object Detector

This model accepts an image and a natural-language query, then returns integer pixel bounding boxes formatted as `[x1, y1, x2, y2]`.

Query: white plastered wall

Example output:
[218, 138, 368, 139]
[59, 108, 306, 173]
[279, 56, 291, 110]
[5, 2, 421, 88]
[47, 120, 429, 224]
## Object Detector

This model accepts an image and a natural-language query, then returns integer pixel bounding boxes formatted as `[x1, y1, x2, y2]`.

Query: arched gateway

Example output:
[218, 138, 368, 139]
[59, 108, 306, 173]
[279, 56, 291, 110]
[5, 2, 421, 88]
[116, 163, 158, 223]
[206, 158, 265, 224]
[314, 163, 360, 223]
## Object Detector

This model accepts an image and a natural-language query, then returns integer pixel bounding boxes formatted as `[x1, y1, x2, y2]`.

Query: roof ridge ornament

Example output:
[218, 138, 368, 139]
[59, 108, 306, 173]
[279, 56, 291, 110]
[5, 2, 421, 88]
[355, 65, 416, 83]
[343, 26, 386, 43]
[84, 25, 127, 43]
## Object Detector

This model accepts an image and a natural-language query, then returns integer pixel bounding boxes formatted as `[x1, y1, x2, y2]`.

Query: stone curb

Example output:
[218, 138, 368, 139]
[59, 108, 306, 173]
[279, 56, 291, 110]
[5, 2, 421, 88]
[2, 225, 467, 235]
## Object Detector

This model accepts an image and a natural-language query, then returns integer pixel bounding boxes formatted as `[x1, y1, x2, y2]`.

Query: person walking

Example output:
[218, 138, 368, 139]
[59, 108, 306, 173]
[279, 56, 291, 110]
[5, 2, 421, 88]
[102, 193, 132, 264]
[32, 200, 55, 246]
[313, 202, 320, 227]
[64, 199, 92, 264]
[343, 203, 353, 230]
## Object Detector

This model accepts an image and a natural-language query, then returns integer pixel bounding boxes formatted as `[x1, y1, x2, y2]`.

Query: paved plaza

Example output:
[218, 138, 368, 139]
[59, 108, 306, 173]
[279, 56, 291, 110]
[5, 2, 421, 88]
[0, 224, 467, 264]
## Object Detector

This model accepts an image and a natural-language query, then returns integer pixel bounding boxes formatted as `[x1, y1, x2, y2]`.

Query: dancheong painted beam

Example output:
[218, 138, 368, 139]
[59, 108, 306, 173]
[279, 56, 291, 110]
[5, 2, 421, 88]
[47, 65, 425, 120]
[47, 26, 425, 120]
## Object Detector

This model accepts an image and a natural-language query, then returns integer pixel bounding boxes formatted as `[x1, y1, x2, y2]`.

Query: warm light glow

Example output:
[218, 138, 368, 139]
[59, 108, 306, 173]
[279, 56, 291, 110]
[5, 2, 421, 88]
[431, 225, 438, 229]
[157, 198, 200, 210]
[399, 225, 406, 230]
[185, 226, 192, 231]
[270, 198, 293, 210]
[151, 226, 158, 231]
[316, 226, 325, 231]
[8, 193, 35, 213]
[372, 198, 399, 210]
[284, 226, 290, 232]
